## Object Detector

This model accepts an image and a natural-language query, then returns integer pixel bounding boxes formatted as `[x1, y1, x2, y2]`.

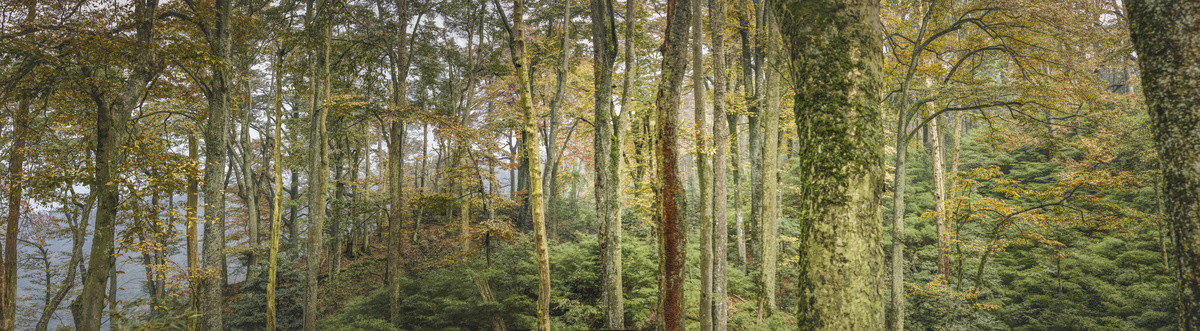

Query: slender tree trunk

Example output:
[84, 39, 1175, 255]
[773, 0, 886, 328]
[1126, 1, 1200, 327]
[387, 0, 411, 326]
[709, 0, 730, 326]
[75, 1, 160, 328]
[186, 130, 200, 329]
[592, 0, 623, 327]
[760, 10, 779, 316]
[734, 0, 753, 268]
[655, 0, 692, 327]
[545, 0, 572, 215]
[931, 116, 949, 280]
[332, 142, 346, 276]
[267, 46, 287, 331]
[691, 0, 714, 327]
[241, 65, 260, 278]
[303, 18, 331, 331]
[508, 0, 551, 327]
[0, 98, 29, 331]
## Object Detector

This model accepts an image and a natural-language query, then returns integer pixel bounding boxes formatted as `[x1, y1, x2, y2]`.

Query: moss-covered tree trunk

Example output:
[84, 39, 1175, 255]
[592, 0, 625, 327]
[772, 0, 885, 328]
[1126, 0, 1200, 328]
[507, 0, 551, 328]
[267, 45, 287, 331]
[656, 0, 692, 328]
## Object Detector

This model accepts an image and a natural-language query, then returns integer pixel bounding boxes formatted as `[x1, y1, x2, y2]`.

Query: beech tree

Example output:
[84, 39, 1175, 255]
[1127, 0, 1200, 328]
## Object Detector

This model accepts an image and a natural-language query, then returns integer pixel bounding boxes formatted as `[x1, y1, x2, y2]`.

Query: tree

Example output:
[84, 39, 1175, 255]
[384, 0, 413, 326]
[760, 8, 781, 317]
[709, 0, 731, 326]
[198, 0, 234, 328]
[772, 0, 886, 328]
[73, 0, 161, 328]
[590, 0, 624, 327]
[1126, 0, 1200, 328]
[303, 0, 332, 328]
[691, 0, 715, 327]
[655, 0, 692, 327]
[501, 0, 551, 328]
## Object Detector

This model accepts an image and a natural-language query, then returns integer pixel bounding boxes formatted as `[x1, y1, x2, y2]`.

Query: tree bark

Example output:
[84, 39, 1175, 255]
[655, 0, 692, 328]
[592, 0, 624, 327]
[267, 45, 287, 331]
[773, 0, 886, 328]
[691, 0, 714, 327]
[1126, 0, 1200, 328]
[186, 130, 200, 330]
[709, 0, 730, 326]
[509, 0, 551, 328]
[931, 116, 949, 280]
[760, 10, 780, 316]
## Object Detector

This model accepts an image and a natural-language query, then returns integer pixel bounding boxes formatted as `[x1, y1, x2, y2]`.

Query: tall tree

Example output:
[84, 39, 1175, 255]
[759, 8, 780, 316]
[1126, 0, 1200, 328]
[502, 0, 551, 328]
[267, 45, 288, 331]
[199, 0, 233, 327]
[709, 0, 730, 326]
[385, 0, 412, 326]
[1, 98, 29, 331]
[655, 0, 692, 327]
[692, 0, 714, 327]
[73, 0, 160, 328]
[773, 0, 885, 328]
[591, 0, 624, 327]
[303, 0, 332, 327]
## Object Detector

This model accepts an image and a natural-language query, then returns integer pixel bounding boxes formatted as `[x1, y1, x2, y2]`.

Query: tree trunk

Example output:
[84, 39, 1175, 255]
[773, 0, 886, 328]
[186, 130, 200, 330]
[592, 0, 624, 327]
[655, 0, 692, 328]
[241, 62, 260, 278]
[734, 0, 753, 268]
[1126, 1, 1200, 328]
[691, 0, 714, 327]
[760, 10, 780, 316]
[267, 45, 287, 331]
[75, 1, 160, 328]
[509, 0, 551, 327]
[303, 16, 331, 330]
[387, 0, 411, 326]
[1, 98, 29, 331]
[709, 0, 730, 326]
[931, 116, 949, 280]
[545, 0, 573, 216]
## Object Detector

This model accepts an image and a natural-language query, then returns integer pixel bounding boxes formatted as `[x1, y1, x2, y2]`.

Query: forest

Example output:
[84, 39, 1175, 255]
[1, 0, 1199, 329]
